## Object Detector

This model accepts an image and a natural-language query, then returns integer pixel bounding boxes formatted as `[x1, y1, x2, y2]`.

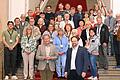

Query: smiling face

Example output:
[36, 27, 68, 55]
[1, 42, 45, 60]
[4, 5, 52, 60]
[46, 6, 52, 12]
[70, 7, 76, 15]
[65, 3, 70, 10]
[79, 20, 85, 27]
[77, 5, 82, 12]
[28, 10, 33, 17]
[58, 3, 64, 10]
[57, 15, 62, 22]
[38, 18, 44, 25]
[65, 24, 72, 32]
[8, 23, 14, 30]
[43, 35, 50, 45]
[66, 25, 71, 31]
[14, 18, 20, 26]
[97, 17, 102, 25]
[29, 18, 35, 26]
[21, 14, 26, 22]
[35, 7, 40, 14]
[71, 37, 78, 48]
[48, 24, 54, 32]
[26, 27, 32, 35]
[64, 14, 70, 21]
[89, 29, 95, 37]
[71, 29, 77, 36]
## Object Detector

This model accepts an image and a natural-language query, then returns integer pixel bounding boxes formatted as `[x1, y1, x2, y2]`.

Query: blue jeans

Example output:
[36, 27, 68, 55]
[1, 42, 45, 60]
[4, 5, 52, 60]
[56, 53, 66, 77]
[90, 55, 97, 77]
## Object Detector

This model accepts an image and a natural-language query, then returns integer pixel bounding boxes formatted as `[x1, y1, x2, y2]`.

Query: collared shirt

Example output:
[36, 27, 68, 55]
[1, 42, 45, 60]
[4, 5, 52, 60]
[59, 20, 75, 30]
[96, 24, 102, 38]
[2, 29, 18, 47]
[53, 35, 68, 53]
[45, 45, 50, 57]
[21, 35, 37, 53]
[70, 45, 79, 70]
[45, 45, 50, 63]
[86, 28, 90, 40]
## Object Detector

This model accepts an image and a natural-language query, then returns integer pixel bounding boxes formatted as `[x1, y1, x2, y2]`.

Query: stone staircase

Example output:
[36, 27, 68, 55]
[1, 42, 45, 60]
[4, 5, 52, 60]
[15, 56, 120, 80]
[98, 56, 120, 80]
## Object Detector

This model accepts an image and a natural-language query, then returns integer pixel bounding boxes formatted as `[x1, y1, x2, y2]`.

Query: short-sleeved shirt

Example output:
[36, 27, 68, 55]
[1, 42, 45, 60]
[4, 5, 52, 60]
[2, 29, 18, 47]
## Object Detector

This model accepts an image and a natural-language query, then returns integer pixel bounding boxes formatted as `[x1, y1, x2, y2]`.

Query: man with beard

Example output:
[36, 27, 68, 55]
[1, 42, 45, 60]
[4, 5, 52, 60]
[65, 36, 90, 80]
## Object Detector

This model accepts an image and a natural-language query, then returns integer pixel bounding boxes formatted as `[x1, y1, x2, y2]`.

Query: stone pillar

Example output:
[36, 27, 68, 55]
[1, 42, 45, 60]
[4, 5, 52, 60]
[0, 0, 8, 40]
[0, 0, 8, 78]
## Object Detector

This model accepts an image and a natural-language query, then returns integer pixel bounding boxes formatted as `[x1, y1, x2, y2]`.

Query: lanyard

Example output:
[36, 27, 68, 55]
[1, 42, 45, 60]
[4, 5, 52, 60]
[50, 32, 53, 38]
[7, 30, 13, 39]
[58, 36, 63, 45]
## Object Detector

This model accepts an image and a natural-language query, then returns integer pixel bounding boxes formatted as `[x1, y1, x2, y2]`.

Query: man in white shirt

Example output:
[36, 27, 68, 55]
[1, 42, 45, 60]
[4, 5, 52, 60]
[65, 36, 90, 80]
[59, 13, 74, 30]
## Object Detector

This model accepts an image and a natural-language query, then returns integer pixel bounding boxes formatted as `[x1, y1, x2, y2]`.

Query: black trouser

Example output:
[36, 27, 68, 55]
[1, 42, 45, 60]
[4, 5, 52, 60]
[4, 47, 17, 76]
[67, 70, 84, 80]
[98, 45, 108, 69]
[113, 36, 120, 66]
[16, 43, 22, 68]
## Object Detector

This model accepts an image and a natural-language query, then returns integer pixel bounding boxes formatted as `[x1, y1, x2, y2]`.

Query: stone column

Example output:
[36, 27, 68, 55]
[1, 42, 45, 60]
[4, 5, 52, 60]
[0, 43, 4, 79]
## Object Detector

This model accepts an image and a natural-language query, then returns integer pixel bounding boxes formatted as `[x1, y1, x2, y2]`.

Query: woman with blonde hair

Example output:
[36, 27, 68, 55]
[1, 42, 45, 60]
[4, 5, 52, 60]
[21, 26, 37, 79]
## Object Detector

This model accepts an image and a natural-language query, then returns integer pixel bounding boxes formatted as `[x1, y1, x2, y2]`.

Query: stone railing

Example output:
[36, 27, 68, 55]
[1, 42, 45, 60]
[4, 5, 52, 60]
[40, 0, 49, 12]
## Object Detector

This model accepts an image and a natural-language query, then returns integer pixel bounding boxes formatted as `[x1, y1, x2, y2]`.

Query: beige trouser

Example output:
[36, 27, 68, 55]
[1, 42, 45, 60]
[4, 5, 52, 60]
[22, 52, 35, 78]
[40, 64, 54, 80]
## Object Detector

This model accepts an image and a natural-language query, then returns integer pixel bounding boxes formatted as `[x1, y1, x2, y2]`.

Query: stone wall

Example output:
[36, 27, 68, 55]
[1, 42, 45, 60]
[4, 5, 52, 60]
[0, 42, 4, 79]
[86, 0, 97, 11]
[102, 0, 110, 10]
[29, 0, 40, 11]
[0, 0, 8, 41]
[86, 0, 110, 12]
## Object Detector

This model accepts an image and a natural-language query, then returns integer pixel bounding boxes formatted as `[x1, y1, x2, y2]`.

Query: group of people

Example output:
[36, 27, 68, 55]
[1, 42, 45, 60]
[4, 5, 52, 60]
[2, 2, 120, 80]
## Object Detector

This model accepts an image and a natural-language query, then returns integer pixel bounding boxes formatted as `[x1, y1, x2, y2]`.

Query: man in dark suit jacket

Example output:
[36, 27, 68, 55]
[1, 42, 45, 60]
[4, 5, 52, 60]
[65, 36, 90, 80]
[95, 16, 109, 70]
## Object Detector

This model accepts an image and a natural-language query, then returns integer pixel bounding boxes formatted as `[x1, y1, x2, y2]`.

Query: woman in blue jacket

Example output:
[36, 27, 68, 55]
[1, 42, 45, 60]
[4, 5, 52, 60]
[53, 28, 68, 78]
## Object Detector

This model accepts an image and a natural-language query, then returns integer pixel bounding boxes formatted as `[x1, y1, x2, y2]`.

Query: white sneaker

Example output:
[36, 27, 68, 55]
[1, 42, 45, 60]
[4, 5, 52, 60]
[30, 76, 33, 79]
[24, 77, 27, 79]
[93, 77, 98, 80]
[24, 75, 27, 79]
[11, 75, 18, 79]
[88, 76, 93, 79]
[4, 76, 9, 80]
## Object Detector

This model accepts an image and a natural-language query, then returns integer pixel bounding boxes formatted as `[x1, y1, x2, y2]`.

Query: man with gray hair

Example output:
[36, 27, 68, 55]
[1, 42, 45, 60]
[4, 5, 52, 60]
[104, 9, 116, 56]
[36, 34, 58, 80]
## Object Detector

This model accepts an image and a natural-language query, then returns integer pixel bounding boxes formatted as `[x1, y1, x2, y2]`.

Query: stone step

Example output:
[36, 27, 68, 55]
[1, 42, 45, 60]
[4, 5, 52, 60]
[97, 60, 116, 66]
[108, 60, 116, 66]
[99, 76, 120, 80]
[98, 66, 120, 71]
[108, 66, 120, 70]
[107, 56, 116, 61]
[98, 70, 120, 74]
